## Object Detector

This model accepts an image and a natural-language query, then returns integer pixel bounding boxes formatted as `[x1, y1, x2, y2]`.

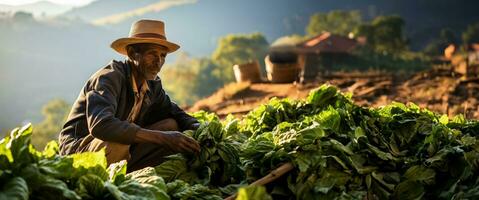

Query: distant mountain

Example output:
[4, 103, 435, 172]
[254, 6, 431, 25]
[0, 18, 122, 134]
[62, 0, 160, 21]
[60, 0, 325, 56]
[60, 0, 479, 54]
[91, 0, 197, 26]
[0, 1, 72, 17]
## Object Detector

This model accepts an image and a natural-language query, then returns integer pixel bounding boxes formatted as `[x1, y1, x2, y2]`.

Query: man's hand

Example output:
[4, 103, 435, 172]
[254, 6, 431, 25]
[134, 128, 200, 154]
[161, 131, 201, 154]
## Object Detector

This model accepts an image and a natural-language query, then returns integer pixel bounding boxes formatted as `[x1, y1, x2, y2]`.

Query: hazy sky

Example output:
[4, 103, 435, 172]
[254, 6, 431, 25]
[0, 0, 94, 6]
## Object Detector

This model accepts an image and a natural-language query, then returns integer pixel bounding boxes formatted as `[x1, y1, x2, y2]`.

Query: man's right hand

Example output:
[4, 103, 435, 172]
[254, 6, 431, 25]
[134, 128, 201, 154]
[160, 131, 201, 154]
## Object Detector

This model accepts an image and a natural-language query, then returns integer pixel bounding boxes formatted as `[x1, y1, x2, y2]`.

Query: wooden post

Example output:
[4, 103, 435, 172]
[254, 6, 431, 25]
[224, 162, 294, 200]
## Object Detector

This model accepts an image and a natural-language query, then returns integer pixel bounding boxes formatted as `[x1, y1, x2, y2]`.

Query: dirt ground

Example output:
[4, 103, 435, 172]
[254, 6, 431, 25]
[188, 67, 479, 119]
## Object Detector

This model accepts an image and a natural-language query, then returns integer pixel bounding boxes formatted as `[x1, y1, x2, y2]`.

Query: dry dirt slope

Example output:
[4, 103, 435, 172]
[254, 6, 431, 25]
[189, 68, 479, 119]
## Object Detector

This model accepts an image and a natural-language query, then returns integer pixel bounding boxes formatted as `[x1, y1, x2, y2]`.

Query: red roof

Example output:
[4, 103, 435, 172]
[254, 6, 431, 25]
[296, 32, 357, 53]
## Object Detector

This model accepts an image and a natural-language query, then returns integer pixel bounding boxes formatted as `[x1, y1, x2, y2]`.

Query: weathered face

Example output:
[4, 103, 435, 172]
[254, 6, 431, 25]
[128, 43, 168, 80]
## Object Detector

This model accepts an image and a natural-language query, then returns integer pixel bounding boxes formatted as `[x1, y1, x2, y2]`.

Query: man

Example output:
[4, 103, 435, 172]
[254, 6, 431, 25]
[58, 19, 200, 172]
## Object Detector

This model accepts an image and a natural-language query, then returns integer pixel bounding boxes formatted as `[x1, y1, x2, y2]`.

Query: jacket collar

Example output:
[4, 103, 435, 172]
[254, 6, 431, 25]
[131, 71, 150, 96]
[124, 60, 151, 95]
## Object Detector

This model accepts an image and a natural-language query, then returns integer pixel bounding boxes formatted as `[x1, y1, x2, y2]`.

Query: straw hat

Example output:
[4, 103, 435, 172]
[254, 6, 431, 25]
[111, 19, 180, 55]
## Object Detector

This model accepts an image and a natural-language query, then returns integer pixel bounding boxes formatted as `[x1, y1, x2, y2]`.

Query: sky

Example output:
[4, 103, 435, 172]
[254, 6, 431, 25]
[0, 0, 94, 6]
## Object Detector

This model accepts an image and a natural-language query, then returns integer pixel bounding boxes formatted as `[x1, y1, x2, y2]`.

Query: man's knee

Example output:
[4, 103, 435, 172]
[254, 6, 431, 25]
[147, 118, 179, 131]
[86, 138, 130, 165]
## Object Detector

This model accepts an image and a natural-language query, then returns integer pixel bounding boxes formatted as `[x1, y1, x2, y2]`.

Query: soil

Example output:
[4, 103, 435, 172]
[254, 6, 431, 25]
[188, 67, 479, 119]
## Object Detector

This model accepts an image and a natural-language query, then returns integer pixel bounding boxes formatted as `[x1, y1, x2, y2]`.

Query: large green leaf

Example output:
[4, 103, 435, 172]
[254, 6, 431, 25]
[166, 180, 222, 200]
[393, 180, 424, 200]
[75, 174, 107, 199]
[118, 180, 170, 200]
[236, 186, 272, 200]
[108, 160, 127, 185]
[42, 140, 59, 158]
[69, 149, 107, 169]
[404, 165, 435, 184]
[155, 155, 201, 184]
[0, 136, 12, 169]
[69, 149, 108, 180]
[7, 124, 36, 167]
[0, 177, 29, 200]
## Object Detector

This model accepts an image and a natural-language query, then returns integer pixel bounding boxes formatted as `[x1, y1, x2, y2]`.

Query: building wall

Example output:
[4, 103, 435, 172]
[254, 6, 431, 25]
[301, 52, 353, 80]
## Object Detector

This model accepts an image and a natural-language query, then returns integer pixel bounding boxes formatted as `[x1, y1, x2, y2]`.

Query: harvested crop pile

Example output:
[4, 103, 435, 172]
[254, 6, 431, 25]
[236, 85, 479, 199]
[1, 85, 478, 199]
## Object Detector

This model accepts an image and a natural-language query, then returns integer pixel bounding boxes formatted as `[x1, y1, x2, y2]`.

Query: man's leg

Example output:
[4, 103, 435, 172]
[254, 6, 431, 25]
[146, 118, 179, 131]
[77, 135, 130, 165]
[127, 118, 179, 172]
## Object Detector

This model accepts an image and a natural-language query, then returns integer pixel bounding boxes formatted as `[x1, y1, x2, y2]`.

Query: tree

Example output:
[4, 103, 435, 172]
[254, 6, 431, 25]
[441, 28, 459, 45]
[12, 11, 34, 22]
[355, 15, 408, 54]
[162, 55, 223, 106]
[462, 22, 479, 45]
[163, 32, 269, 105]
[306, 10, 362, 36]
[32, 99, 70, 149]
[194, 59, 224, 97]
[211, 32, 269, 83]
[424, 28, 458, 56]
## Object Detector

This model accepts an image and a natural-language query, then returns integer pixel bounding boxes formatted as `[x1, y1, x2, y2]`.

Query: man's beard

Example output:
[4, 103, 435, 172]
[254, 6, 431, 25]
[130, 58, 162, 80]
[142, 63, 161, 80]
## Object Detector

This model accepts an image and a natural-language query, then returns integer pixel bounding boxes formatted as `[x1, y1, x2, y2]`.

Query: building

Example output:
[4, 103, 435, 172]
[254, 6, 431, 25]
[296, 32, 358, 80]
[269, 32, 359, 82]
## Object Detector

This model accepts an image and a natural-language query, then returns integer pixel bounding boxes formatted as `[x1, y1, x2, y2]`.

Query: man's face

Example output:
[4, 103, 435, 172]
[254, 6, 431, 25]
[134, 44, 168, 80]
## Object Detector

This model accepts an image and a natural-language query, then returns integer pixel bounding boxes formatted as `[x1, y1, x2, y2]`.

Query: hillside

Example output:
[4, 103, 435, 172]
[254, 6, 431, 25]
[62, 0, 160, 21]
[189, 68, 479, 119]
[0, 1, 72, 17]
[60, 0, 479, 51]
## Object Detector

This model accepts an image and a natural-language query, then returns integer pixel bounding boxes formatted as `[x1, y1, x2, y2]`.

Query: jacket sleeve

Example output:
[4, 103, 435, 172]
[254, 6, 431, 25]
[153, 85, 198, 131]
[169, 100, 199, 131]
[85, 69, 140, 144]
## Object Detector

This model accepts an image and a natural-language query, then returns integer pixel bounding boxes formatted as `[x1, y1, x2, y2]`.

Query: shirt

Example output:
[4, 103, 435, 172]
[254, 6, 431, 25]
[127, 72, 149, 123]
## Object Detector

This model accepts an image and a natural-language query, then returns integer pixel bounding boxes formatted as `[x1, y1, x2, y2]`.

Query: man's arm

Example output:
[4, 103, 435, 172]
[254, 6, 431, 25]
[152, 80, 199, 130]
[86, 70, 200, 154]
[133, 128, 200, 154]
[170, 101, 200, 130]
[85, 69, 140, 144]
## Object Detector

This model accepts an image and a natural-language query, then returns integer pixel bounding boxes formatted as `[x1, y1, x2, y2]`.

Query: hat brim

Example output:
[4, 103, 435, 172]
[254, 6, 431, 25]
[111, 37, 180, 55]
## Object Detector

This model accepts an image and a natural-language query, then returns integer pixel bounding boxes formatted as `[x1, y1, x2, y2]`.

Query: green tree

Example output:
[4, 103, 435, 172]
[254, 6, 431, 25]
[424, 28, 458, 55]
[211, 32, 269, 83]
[162, 55, 223, 105]
[194, 59, 224, 97]
[306, 10, 362, 36]
[462, 22, 479, 45]
[355, 15, 408, 54]
[440, 28, 459, 45]
[12, 11, 34, 22]
[32, 99, 70, 149]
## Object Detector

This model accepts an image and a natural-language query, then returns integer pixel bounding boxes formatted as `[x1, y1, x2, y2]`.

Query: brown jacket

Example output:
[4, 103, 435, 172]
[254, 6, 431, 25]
[58, 60, 198, 155]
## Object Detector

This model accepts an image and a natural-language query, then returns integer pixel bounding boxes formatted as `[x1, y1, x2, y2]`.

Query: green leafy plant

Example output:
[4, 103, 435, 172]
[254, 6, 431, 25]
[155, 113, 244, 187]
[1, 84, 478, 199]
